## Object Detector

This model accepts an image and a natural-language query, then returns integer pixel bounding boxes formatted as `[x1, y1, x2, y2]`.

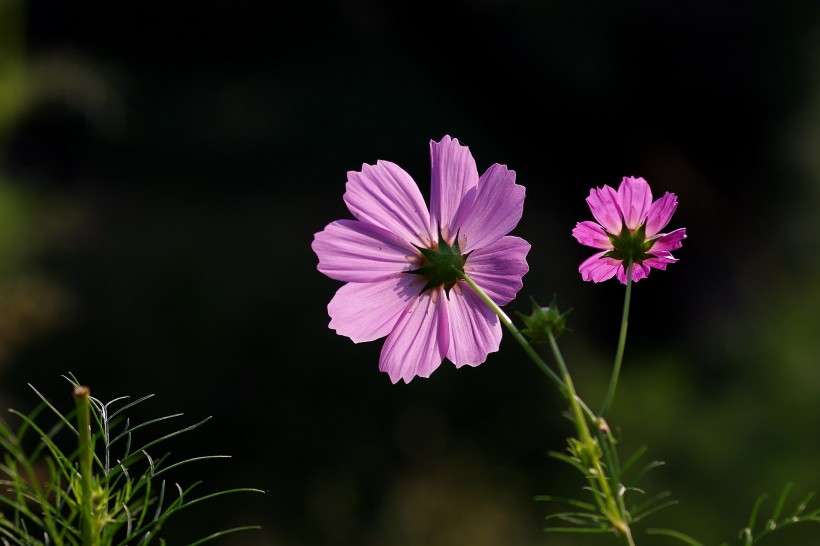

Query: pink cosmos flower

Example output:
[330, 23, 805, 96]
[312, 136, 530, 383]
[572, 176, 686, 284]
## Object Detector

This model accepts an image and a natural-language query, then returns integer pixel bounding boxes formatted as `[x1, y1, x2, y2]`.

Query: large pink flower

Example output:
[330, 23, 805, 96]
[312, 136, 530, 383]
[572, 176, 686, 284]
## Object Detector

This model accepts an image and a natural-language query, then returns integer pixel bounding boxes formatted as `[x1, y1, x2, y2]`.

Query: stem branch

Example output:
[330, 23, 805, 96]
[460, 272, 634, 542]
[458, 273, 567, 395]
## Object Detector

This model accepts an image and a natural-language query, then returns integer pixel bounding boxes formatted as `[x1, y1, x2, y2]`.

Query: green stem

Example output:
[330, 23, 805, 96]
[547, 331, 630, 534]
[460, 273, 634, 542]
[458, 273, 567, 395]
[598, 261, 633, 418]
[74, 386, 100, 546]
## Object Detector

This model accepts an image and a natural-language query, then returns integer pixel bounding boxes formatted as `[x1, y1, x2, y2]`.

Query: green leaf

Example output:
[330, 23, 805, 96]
[621, 445, 648, 476]
[629, 460, 665, 487]
[646, 528, 705, 546]
[630, 499, 678, 523]
[544, 526, 610, 533]
[771, 482, 792, 522]
[533, 495, 596, 511]
[547, 450, 588, 476]
[184, 525, 262, 546]
[28, 383, 78, 436]
[747, 493, 768, 534]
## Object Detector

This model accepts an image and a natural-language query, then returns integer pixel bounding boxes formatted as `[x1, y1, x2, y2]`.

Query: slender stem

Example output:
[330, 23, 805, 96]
[460, 273, 634, 543]
[458, 273, 567, 395]
[623, 527, 637, 546]
[547, 333, 621, 515]
[74, 386, 100, 546]
[547, 332, 636, 545]
[545, 334, 590, 451]
[598, 261, 633, 417]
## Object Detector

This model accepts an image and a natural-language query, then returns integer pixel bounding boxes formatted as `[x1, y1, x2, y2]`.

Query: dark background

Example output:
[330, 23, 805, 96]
[0, 1, 818, 544]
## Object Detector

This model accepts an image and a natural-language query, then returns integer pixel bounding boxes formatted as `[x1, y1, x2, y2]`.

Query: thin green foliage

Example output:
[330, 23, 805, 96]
[540, 440, 678, 539]
[0, 377, 263, 545]
[646, 528, 705, 546]
[737, 483, 819, 545]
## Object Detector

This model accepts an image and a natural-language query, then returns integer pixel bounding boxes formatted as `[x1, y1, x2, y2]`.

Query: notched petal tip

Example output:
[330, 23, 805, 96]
[645, 191, 679, 237]
[456, 163, 525, 252]
[618, 176, 653, 231]
[572, 220, 612, 249]
[652, 227, 687, 252]
[445, 287, 502, 368]
[579, 252, 620, 283]
[343, 160, 433, 247]
[465, 235, 530, 305]
[379, 290, 447, 384]
[312, 219, 417, 283]
[430, 135, 480, 240]
[585, 185, 623, 235]
[327, 275, 421, 344]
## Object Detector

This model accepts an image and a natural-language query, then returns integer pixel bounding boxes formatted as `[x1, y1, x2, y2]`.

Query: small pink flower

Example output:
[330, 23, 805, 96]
[573, 176, 686, 284]
[312, 136, 530, 383]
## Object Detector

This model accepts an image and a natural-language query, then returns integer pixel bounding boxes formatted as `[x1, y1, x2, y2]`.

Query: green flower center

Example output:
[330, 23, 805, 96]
[406, 232, 469, 294]
[604, 224, 657, 264]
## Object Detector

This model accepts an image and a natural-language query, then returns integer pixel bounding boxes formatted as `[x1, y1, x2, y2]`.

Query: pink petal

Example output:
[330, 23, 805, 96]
[651, 228, 686, 252]
[344, 160, 433, 247]
[643, 255, 676, 271]
[616, 262, 651, 284]
[572, 221, 613, 250]
[379, 288, 449, 383]
[586, 185, 623, 235]
[645, 192, 678, 238]
[464, 236, 530, 305]
[313, 220, 417, 282]
[328, 275, 424, 343]
[635, 263, 651, 281]
[617, 177, 653, 231]
[444, 285, 501, 367]
[456, 164, 525, 253]
[579, 251, 621, 283]
[429, 136, 479, 241]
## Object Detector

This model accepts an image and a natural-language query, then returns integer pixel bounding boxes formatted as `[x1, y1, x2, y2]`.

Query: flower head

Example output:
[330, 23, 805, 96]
[312, 136, 530, 383]
[572, 176, 686, 283]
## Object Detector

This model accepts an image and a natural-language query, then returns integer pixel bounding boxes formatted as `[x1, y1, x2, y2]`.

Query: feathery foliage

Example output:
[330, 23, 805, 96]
[0, 375, 263, 545]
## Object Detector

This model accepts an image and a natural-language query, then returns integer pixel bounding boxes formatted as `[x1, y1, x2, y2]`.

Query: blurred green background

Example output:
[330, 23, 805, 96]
[0, 0, 818, 544]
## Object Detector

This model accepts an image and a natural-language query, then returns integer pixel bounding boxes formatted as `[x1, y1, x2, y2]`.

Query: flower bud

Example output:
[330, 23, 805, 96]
[518, 295, 571, 344]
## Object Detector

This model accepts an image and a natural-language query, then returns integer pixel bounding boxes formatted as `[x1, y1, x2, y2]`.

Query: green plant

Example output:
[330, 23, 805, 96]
[0, 375, 263, 545]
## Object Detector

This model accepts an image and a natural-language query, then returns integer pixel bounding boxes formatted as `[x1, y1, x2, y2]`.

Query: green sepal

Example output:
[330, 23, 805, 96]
[405, 230, 470, 294]
[604, 224, 657, 263]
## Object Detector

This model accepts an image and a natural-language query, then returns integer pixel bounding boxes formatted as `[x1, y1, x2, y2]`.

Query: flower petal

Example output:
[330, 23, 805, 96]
[429, 136, 479, 241]
[643, 255, 677, 271]
[579, 251, 621, 283]
[328, 275, 424, 343]
[464, 235, 530, 305]
[616, 262, 651, 284]
[617, 177, 653, 231]
[651, 228, 686, 252]
[456, 164, 525, 253]
[572, 221, 613, 250]
[586, 185, 622, 235]
[379, 288, 449, 383]
[445, 285, 501, 367]
[645, 192, 678, 238]
[313, 220, 417, 282]
[344, 160, 433, 247]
